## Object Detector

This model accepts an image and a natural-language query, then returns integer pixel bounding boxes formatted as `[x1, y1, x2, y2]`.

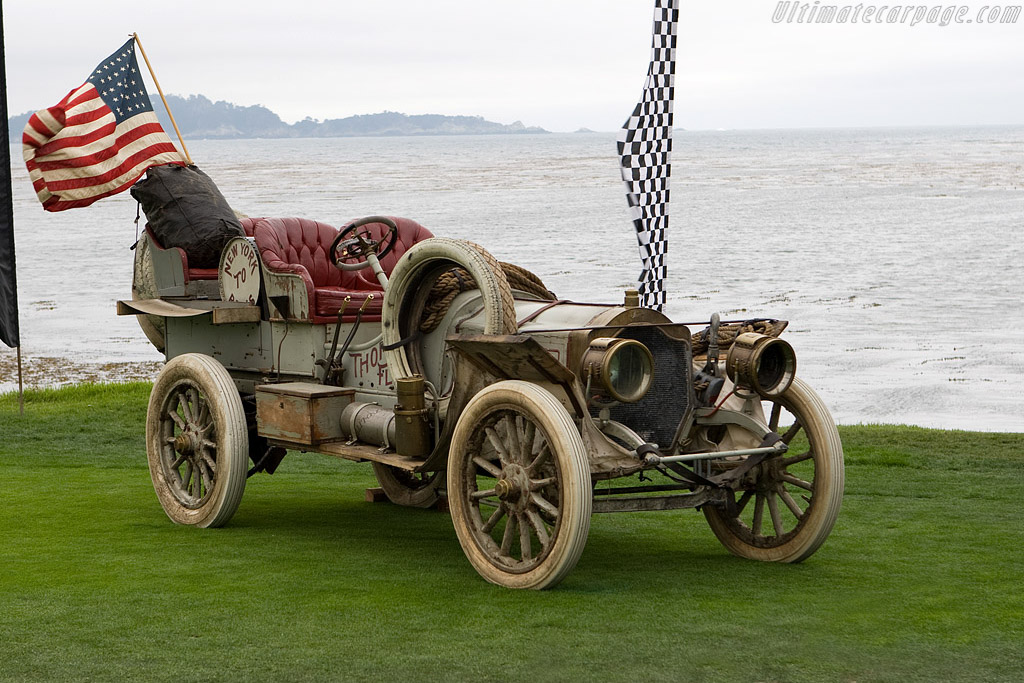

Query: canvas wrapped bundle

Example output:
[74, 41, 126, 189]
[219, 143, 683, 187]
[130, 164, 245, 268]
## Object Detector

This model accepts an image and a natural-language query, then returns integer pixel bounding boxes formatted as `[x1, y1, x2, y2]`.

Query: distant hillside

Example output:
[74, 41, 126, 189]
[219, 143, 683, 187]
[7, 94, 548, 141]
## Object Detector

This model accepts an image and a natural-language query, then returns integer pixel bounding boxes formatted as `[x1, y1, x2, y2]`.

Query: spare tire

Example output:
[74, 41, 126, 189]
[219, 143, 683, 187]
[131, 236, 166, 353]
[382, 238, 516, 382]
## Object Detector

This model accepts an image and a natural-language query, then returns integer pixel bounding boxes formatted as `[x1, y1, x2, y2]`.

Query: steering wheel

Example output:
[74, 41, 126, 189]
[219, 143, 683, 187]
[329, 215, 399, 271]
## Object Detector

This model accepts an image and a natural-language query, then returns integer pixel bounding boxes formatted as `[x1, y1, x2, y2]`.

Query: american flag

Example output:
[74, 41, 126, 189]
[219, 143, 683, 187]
[22, 38, 185, 212]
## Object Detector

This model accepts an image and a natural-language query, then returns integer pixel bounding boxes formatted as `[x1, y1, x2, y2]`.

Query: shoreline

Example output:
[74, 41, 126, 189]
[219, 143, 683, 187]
[2, 352, 1020, 435]
[0, 352, 162, 394]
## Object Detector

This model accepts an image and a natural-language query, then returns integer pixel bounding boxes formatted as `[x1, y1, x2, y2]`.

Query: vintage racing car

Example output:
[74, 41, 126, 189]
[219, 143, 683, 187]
[120, 213, 844, 589]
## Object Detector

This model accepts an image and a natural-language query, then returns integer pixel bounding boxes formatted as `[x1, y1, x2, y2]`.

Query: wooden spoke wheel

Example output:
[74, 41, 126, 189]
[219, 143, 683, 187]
[146, 354, 248, 528]
[704, 377, 844, 563]
[448, 381, 592, 589]
[371, 463, 442, 508]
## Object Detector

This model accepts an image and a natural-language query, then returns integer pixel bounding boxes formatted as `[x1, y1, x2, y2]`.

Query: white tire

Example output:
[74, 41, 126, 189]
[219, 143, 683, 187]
[703, 378, 844, 562]
[382, 238, 517, 382]
[146, 353, 248, 528]
[448, 381, 592, 589]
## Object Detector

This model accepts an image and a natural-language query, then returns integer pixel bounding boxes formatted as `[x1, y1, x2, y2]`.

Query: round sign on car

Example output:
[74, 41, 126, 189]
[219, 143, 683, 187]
[219, 237, 261, 305]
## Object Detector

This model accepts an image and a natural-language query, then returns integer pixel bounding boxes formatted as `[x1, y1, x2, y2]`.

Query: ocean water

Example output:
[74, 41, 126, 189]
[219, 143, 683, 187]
[3, 127, 1022, 431]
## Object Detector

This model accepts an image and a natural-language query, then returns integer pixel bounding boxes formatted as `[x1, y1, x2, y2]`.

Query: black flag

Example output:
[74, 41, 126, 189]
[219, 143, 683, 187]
[618, 0, 678, 312]
[0, 8, 20, 348]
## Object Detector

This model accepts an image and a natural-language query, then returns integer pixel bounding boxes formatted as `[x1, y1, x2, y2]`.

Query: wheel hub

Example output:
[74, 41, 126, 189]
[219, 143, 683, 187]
[495, 464, 531, 512]
[173, 431, 200, 456]
[495, 478, 517, 500]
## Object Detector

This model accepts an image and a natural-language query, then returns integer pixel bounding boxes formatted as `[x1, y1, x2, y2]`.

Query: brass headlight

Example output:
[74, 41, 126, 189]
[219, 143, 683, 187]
[581, 338, 654, 403]
[725, 332, 796, 397]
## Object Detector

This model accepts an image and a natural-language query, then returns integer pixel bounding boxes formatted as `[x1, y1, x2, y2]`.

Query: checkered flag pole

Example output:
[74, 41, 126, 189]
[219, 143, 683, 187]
[617, 0, 678, 311]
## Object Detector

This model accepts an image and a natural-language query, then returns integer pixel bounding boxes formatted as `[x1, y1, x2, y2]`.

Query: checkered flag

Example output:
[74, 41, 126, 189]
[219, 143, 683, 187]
[617, 0, 678, 311]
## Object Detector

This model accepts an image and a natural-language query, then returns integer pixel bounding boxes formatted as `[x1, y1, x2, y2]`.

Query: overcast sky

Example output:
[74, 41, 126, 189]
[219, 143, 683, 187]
[4, 0, 1023, 131]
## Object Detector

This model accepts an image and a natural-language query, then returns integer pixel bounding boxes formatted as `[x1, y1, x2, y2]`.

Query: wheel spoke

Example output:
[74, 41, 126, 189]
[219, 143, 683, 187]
[471, 488, 498, 500]
[769, 403, 782, 432]
[199, 467, 213, 497]
[522, 420, 537, 462]
[168, 408, 186, 431]
[531, 422, 544, 453]
[180, 390, 195, 423]
[781, 451, 813, 468]
[484, 427, 512, 465]
[778, 487, 804, 520]
[519, 514, 532, 560]
[767, 491, 785, 537]
[500, 514, 517, 555]
[481, 505, 506, 534]
[735, 490, 753, 515]
[529, 477, 556, 491]
[196, 398, 209, 429]
[472, 456, 502, 478]
[527, 443, 551, 474]
[182, 461, 194, 494]
[189, 388, 202, 421]
[170, 453, 187, 469]
[191, 463, 202, 498]
[781, 419, 803, 445]
[525, 510, 550, 548]
[505, 416, 523, 465]
[531, 492, 559, 519]
[780, 472, 813, 491]
[752, 494, 765, 536]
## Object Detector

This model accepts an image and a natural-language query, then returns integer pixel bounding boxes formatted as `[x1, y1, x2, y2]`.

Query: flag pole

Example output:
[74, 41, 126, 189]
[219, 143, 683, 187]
[131, 33, 193, 165]
[16, 345, 24, 415]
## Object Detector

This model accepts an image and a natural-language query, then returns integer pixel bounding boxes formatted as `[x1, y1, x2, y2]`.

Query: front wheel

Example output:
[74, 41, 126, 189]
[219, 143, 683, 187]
[703, 377, 844, 563]
[146, 353, 249, 528]
[448, 381, 592, 589]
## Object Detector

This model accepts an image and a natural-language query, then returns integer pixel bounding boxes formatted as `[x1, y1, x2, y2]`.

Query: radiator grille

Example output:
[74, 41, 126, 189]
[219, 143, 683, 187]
[599, 327, 692, 449]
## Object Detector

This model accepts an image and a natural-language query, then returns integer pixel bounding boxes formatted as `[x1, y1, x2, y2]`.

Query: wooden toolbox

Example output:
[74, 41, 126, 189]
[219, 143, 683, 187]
[256, 382, 354, 446]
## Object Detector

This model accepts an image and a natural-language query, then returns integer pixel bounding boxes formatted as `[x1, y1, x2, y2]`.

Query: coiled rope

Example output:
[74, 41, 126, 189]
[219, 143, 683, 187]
[420, 262, 555, 333]
[691, 319, 789, 356]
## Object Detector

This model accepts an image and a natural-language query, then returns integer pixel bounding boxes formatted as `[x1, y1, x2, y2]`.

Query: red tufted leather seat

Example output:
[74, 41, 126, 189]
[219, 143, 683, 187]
[239, 217, 258, 236]
[253, 216, 432, 323]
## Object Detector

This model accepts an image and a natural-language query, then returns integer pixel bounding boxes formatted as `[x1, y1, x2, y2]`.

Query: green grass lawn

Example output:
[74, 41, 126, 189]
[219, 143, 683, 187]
[1, 383, 1022, 682]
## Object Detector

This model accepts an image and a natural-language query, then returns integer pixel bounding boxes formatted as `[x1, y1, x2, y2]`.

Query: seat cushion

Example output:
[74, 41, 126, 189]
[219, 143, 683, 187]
[314, 289, 384, 322]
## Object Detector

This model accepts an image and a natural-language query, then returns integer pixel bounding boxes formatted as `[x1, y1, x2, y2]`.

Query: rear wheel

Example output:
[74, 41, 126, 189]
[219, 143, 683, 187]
[146, 354, 248, 528]
[448, 381, 592, 589]
[703, 378, 844, 562]
[371, 463, 441, 508]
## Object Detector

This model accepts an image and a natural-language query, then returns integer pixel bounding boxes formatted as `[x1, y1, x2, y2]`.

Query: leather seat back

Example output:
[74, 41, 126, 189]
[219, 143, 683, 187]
[254, 216, 433, 290]
[254, 217, 343, 288]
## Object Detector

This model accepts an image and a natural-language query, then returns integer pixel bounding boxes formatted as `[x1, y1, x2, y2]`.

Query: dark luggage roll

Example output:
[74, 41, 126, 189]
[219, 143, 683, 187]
[130, 164, 245, 268]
